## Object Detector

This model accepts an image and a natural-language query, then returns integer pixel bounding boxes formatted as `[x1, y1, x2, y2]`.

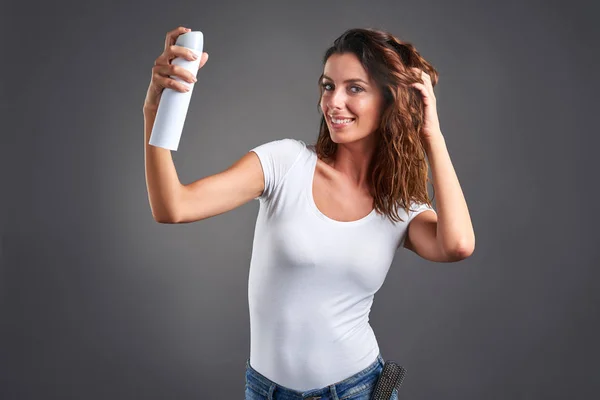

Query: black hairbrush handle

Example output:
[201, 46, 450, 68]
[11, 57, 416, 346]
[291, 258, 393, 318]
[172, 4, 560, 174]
[370, 361, 406, 399]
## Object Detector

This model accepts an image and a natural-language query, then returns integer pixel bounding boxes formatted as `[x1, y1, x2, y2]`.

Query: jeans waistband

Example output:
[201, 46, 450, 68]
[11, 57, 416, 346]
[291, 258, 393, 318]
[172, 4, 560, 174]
[245, 352, 385, 399]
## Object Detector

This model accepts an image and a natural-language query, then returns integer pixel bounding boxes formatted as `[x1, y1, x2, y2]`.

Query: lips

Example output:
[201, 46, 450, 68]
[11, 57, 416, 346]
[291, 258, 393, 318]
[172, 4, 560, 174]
[329, 116, 355, 129]
[329, 115, 356, 123]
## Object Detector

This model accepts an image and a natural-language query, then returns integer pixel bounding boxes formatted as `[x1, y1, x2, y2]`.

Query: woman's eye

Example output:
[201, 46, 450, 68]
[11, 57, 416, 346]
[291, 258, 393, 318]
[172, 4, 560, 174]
[321, 83, 363, 93]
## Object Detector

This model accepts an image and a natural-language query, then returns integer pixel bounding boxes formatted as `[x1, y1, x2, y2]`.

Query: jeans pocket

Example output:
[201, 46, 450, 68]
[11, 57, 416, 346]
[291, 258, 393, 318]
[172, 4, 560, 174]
[339, 385, 375, 400]
[338, 369, 381, 400]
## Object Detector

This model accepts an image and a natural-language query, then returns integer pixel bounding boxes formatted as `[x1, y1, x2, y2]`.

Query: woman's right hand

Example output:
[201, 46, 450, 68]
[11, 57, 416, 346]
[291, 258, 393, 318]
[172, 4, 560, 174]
[143, 26, 209, 113]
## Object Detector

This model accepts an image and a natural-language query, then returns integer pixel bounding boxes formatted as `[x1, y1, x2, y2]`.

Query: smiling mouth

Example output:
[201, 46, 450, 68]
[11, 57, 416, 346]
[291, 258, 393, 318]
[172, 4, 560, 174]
[329, 116, 356, 128]
[328, 115, 356, 126]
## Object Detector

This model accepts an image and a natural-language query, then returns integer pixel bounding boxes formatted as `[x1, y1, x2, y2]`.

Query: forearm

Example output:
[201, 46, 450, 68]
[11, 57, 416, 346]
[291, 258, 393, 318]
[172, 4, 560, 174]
[423, 134, 475, 256]
[143, 108, 184, 223]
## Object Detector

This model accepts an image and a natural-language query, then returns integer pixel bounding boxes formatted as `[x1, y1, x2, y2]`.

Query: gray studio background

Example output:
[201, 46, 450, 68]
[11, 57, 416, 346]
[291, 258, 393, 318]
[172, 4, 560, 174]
[2, 0, 599, 399]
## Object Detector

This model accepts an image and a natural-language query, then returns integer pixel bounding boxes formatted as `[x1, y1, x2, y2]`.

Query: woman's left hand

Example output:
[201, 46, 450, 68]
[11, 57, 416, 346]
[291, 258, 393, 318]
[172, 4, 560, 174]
[410, 67, 442, 141]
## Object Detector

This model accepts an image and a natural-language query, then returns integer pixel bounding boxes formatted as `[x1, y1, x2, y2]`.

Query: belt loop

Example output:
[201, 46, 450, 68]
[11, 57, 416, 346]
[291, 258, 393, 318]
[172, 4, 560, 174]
[267, 383, 276, 400]
[330, 384, 339, 400]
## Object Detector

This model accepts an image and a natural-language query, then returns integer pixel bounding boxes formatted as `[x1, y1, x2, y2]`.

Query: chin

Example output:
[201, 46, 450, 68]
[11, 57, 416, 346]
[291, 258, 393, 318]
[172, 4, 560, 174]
[329, 130, 371, 145]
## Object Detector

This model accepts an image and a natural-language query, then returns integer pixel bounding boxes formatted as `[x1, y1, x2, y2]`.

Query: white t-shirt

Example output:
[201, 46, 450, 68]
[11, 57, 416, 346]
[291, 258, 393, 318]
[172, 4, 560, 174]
[248, 138, 435, 390]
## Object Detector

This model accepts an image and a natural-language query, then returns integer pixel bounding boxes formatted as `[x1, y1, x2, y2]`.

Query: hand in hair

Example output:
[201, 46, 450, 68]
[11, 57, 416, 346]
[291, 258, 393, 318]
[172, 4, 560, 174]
[410, 67, 442, 141]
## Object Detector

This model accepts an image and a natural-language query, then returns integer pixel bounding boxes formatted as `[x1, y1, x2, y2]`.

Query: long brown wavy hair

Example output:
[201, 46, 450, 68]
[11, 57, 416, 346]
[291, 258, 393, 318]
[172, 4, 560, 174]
[313, 28, 438, 223]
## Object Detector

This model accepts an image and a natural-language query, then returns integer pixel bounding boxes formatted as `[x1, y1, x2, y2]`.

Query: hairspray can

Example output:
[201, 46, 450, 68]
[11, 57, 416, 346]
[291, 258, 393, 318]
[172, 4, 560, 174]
[149, 31, 204, 150]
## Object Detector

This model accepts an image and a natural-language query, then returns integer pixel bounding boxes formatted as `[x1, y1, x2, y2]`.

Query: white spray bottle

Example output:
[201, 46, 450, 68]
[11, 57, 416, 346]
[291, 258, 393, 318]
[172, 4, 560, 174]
[149, 31, 204, 150]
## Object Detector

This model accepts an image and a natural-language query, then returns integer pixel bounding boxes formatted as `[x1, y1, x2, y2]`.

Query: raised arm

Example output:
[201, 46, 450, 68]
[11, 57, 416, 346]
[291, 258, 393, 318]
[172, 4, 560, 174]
[143, 26, 265, 223]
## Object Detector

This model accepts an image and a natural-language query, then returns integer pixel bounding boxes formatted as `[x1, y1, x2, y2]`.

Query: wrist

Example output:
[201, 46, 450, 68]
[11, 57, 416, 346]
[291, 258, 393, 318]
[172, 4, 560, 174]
[423, 132, 445, 148]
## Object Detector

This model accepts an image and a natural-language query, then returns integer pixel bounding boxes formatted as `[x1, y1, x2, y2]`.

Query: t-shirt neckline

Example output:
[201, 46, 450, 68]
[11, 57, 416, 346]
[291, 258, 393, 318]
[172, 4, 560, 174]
[305, 147, 377, 226]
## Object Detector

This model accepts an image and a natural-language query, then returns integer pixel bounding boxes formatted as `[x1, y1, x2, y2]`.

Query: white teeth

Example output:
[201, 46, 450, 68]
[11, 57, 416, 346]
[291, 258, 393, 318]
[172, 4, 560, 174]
[332, 117, 354, 124]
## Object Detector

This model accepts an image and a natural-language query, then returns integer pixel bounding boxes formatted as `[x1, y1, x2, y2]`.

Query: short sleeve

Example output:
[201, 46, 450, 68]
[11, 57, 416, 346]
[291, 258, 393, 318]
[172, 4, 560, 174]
[408, 201, 436, 223]
[249, 138, 305, 201]
[398, 201, 437, 249]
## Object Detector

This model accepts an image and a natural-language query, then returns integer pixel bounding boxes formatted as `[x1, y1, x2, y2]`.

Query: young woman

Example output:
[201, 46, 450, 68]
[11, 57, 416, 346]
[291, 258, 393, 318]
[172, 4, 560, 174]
[144, 26, 475, 400]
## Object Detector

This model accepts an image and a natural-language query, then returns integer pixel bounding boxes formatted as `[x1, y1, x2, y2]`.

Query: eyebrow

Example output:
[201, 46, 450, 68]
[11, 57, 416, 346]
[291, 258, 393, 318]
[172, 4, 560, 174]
[321, 74, 369, 85]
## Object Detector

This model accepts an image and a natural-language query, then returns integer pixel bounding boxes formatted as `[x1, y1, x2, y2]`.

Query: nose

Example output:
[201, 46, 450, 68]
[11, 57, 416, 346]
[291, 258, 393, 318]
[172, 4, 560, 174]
[326, 87, 346, 111]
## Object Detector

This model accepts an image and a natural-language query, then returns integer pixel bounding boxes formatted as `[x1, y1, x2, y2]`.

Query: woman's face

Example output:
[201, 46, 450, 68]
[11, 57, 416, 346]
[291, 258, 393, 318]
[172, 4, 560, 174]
[320, 52, 384, 145]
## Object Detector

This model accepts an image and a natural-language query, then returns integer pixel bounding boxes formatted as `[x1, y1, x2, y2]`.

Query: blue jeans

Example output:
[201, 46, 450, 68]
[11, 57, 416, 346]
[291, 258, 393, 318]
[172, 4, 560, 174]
[244, 353, 399, 400]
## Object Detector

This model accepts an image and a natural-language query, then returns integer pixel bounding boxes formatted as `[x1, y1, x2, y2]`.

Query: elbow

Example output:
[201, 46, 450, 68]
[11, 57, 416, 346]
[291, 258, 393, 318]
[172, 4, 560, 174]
[152, 210, 179, 224]
[457, 240, 475, 260]
[149, 200, 181, 224]
[455, 246, 474, 260]
[154, 216, 177, 224]
[445, 238, 475, 261]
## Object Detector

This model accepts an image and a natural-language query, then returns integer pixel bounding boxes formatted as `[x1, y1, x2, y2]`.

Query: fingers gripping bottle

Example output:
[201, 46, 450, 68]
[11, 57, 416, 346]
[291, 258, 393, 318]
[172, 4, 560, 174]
[149, 31, 204, 151]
